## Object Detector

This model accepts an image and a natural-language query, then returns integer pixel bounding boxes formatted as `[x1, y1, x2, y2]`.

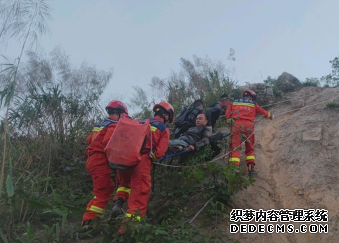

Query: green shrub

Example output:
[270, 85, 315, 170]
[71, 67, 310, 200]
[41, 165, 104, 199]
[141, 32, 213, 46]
[302, 78, 320, 87]
[326, 102, 339, 108]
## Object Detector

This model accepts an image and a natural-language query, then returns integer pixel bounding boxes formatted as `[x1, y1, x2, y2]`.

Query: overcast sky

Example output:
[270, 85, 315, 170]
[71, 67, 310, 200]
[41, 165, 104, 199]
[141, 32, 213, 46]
[3, 0, 339, 104]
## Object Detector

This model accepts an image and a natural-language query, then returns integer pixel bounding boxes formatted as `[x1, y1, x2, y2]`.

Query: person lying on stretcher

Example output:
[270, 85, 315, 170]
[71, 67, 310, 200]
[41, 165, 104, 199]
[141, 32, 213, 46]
[168, 114, 212, 152]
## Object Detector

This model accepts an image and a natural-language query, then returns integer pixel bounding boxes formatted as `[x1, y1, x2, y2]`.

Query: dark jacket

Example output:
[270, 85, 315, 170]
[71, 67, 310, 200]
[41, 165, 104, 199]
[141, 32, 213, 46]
[174, 106, 203, 138]
[206, 103, 222, 128]
[179, 125, 212, 148]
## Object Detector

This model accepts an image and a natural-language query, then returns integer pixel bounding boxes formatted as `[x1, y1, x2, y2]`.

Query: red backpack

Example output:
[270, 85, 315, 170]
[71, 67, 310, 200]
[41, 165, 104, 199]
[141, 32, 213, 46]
[105, 115, 150, 169]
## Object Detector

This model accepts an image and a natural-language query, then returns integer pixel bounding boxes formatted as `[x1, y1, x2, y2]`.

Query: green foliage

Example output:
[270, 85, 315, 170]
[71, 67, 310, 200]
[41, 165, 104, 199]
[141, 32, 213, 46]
[168, 57, 238, 110]
[302, 77, 320, 87]
[130, 56, 238, 116]
[0, 49, 110, 242]
[147, 146, 252, 242]
[263, 76, 283, 97]
[113, 219, 221, 243]
[326, 101, 339, 108]
[321, 55, 339, 87]
[130, 86, 153, 119]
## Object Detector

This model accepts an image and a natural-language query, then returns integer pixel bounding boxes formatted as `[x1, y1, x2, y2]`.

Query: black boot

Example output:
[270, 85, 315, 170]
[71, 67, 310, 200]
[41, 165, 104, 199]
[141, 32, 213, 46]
[110, 198, 124, 219]
[79, 218, 102, 237]
[247, 163, 256, 178]
[80, 219, 94, 231]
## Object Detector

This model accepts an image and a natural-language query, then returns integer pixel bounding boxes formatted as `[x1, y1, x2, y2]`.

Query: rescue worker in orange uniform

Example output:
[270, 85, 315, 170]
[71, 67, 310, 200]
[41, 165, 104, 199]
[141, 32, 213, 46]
[225, 90, 273, 177]
[81, 100, 128, 228]
[110, 101, 173, 231]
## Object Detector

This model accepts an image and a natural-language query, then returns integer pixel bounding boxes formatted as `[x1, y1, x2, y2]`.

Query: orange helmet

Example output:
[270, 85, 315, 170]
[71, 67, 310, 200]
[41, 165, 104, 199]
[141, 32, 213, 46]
[242, 89, 257, 101]
[153, 101, 174, 123]
[106, 100, 128, 115]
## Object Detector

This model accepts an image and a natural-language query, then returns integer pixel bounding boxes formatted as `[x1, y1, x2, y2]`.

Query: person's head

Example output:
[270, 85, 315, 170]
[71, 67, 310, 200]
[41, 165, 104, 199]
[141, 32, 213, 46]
[153, 101, 175, 124]
[193, 99, 204, 110]
[106, 100, 128, 120]
[242, 89, 256, 102]
[195, 113, 208, 127]
[218, 94, 230, 109]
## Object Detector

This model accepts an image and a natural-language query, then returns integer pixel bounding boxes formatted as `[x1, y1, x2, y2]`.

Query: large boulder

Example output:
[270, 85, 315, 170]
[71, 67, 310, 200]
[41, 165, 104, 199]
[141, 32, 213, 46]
[239, 83, 274, 104]
[276, 72, 302, 92]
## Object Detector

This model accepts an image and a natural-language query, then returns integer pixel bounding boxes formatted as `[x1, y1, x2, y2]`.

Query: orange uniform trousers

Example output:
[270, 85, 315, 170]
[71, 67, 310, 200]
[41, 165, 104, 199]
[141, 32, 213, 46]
[229, 119, 255, 167]
[82, 153, 115, 222]
[114, 153, 152, 219]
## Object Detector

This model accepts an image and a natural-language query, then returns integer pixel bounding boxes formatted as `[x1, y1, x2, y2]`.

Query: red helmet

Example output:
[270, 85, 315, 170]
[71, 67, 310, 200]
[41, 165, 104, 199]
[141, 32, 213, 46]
[106, 100, 128, 115]
[242, 89, 257, 101]
[153, 101, 175, 123]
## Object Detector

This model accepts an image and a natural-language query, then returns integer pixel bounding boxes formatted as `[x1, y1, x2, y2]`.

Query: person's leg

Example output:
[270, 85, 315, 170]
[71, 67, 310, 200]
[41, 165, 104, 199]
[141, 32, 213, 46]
[113, 169, 132, 203]
[169, 139, 190, 151]
[82, 153, 114, 224]
[125, 155, 152, 218]
[228, 122, 242, 167]
[110, 169, 132, 219]
[169, 139, 190, 148]
[243, 122, 255, 177]
[244, 122, 255, 166]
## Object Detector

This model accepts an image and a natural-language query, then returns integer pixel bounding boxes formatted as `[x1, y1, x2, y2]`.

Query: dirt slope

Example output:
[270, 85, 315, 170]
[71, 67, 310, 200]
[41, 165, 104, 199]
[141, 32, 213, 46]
[231, 87, 339, 243]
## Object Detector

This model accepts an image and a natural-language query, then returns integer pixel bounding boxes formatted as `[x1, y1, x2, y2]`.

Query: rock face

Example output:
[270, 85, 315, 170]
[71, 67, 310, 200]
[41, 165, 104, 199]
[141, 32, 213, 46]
[276, 72, 302, 92]
[239, 83, 274, 103]
[302, 127, 322, 141]
[231, 86, 339, 243]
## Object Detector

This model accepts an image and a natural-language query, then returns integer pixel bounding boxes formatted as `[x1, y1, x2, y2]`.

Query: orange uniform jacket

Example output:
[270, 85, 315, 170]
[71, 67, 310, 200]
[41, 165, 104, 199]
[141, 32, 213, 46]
[225, 99, 271, 121]
[142, 117, 170, 159]
[86, 116, 118, 156]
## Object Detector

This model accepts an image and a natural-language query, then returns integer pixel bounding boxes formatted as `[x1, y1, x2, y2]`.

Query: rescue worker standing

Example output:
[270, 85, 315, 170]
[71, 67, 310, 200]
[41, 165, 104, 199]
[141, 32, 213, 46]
[225, 90, 273, 177]
[81, 100, 128, 228]
[111, 101, 173, 231]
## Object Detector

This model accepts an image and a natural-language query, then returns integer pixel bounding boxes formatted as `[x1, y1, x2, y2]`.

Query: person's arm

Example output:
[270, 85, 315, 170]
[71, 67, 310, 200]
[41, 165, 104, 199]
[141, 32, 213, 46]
[86, 133, 93, 144]
[255, 104, 272, 118]
[153, 129, 170, 159]
[102, 124, 116, 146]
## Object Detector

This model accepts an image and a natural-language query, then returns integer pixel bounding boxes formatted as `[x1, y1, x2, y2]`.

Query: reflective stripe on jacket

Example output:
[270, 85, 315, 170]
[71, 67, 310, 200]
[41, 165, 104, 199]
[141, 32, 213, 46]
[225, 99, 271, 122]
[86, 116, 118, 156]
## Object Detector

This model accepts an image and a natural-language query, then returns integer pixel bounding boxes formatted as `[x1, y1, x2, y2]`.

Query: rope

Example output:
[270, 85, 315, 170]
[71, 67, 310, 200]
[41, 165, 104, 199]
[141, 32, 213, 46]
[154, 93, 339, 169]
[273, 94, 339, 116]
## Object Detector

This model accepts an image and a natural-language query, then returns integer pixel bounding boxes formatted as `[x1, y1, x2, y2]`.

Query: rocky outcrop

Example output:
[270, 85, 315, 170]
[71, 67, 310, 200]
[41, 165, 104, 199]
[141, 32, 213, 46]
[239, 83, 274, 103]
[276, 72, 302, 92]
[302, 127, 322, 141]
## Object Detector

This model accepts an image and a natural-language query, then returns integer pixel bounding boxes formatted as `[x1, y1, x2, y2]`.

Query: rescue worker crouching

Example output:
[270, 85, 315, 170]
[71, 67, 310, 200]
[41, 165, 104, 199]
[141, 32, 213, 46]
[81, 100, 128, 229]
[110, 101, 173, 234]
[225, 89, 274, 177]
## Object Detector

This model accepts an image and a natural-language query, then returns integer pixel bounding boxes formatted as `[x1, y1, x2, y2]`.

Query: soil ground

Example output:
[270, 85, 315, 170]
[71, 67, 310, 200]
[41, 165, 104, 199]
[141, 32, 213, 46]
[230, 87, 339, 243]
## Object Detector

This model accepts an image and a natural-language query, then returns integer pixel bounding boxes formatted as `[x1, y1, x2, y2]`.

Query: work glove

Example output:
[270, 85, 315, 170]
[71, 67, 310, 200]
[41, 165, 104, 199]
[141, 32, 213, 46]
[150, 152, 158, 162]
